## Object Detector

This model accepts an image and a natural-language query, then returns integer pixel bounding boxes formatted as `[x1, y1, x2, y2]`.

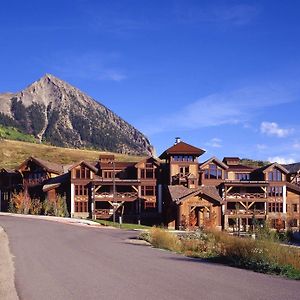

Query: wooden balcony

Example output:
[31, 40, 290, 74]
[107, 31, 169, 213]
[94, 192, 138, 202]
[23, 176, 47, 186]
[225, 209, 266, 216]
[94, 209, 113, 219]
[226, 193, 266, 200]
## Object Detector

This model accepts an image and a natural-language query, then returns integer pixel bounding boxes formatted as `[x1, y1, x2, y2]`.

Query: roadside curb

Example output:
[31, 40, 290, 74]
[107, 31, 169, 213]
[0, 212, 110, 228]
[0, 226, 19, 300]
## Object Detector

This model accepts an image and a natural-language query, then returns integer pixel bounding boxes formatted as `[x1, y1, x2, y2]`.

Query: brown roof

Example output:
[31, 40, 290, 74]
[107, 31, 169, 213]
[135, 156, 160, 168]
[168, 185, 198, 203]
[254, 163, 289, 175]
[286, 182, 300, 194]
[227, 165, 254, 171]
[159, 141, 205, 159]
[18, 157, 64, 174]
[167, 185, 222, 204]
[68, 161, 98, 173]
[283, 163, 300, 174]
[201, 186, 222, 203]
[200, 156, 229, 170]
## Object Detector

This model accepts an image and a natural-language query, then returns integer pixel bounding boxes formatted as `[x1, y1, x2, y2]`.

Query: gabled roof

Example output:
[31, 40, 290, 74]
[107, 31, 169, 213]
[18, 157, 64, 175]
[42, 173, 69, 192]
[254, 162, 289, 175]
[134, 156, 160, 168]
[286, 182, 300, 194]
[167, 185, 222, 204]
[68, 161, 98, 173]
[159, 141, 205, 159]
[227, 164, 255, 172]
[283, 162, 300, 174]
[200, 156, 228, 170]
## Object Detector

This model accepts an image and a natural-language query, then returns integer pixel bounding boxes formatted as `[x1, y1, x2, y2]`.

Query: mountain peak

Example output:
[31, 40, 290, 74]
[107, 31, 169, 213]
[0, 75, 153, 156]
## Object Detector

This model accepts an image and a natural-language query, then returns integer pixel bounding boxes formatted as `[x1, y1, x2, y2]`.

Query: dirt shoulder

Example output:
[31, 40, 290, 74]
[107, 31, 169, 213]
[0, 226, 19, 300]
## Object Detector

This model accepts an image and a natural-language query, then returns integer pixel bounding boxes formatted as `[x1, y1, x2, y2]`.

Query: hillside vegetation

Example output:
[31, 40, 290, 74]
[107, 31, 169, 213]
[0, 125, 37, 143]
[0, 139, 145, 169]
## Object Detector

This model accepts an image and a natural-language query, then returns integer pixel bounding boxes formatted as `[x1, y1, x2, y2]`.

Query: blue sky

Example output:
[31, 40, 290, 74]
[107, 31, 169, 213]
[1, 0, 300, 163]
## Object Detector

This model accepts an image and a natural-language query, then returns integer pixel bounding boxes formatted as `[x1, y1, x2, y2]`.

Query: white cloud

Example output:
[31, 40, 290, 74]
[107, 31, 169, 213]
[268, 156, 295, 164]
[260, 122, 293, 138]
[256, 144, 267, 150]
[143, 83, 298, 135]
[206, 138, 222, 148]
[293, 141, 300, 149]
[174, 3, 260, 26]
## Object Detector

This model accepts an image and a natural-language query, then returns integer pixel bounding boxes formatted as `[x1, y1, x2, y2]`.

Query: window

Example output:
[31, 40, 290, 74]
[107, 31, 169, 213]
[141, 163, 156, 179]
[173, 155, 194, 162]
[204, 164, 222, 179]
[268, 169, 282, 181]
[75, 201, 88, 212]
[141, 186, 156, 196]
[103, 171, 113, 178]
[3, 192, 9, 201]
[235, 173, 250, 180]
[75, 167, 92, 179]
[268, 186, 283, 198]
[179, 166, 189, 176]
[268, 202, 283, 213]
[293, 204, 298, 212]
[75, 185, 88, 196]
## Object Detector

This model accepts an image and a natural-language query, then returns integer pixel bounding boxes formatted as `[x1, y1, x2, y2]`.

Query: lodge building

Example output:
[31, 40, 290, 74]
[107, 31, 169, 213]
[1, 138, 300, 232]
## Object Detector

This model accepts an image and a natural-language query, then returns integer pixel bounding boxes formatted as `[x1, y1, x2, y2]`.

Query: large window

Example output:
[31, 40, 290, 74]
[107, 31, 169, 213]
[141, 163, 156, 179]
[173, 155, 194, 162]
[268, 186, 283, 198]
[75, 167, 91, 179]
[268, 202, 283, 213]
[75, 201, 88, 212]
[75, 185, 88, 196]
[268, 169, 282, 181]
[235, 173, 250, 180]
[141, 186, 156, 196]
[204, 164, 222, 179]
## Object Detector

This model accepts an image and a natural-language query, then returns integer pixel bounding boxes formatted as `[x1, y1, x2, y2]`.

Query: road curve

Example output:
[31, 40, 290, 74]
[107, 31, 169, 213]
[0, 215, 299, 300]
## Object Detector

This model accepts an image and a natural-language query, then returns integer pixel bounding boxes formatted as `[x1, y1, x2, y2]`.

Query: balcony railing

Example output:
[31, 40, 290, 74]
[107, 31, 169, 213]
[94, 209, 113, 218]
[226, 209, 266, 215]
[226, 193, 266, 199]
[94, 192, 138, 201]
[23, 177, 47, 186]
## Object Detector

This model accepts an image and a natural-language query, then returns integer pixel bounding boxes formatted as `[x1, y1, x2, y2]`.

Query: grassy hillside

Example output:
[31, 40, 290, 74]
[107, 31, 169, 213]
[0, 125, 37, 143]
[0, 139, 146, 169]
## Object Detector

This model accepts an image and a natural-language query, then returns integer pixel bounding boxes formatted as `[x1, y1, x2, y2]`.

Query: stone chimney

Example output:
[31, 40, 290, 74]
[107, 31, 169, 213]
[175, 137, 181, 144]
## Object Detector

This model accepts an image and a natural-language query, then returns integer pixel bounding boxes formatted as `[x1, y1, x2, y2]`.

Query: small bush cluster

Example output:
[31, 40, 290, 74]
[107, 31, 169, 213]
[141, 228, 300, 280]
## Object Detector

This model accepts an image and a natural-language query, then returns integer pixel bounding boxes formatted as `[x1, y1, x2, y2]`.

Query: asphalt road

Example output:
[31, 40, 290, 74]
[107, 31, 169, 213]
[1, 215, 300, 300]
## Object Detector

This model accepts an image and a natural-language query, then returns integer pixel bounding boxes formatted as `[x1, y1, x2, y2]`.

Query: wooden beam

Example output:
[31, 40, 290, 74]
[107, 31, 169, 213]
[248, 202, 255, 209]
[239, 201, 247, 209]
[94, 185, 102, 193]
[131, 185, 138, 192]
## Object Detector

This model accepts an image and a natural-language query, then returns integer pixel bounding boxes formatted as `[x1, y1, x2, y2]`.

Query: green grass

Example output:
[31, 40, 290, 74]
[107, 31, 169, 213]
[93, 219, 151, 230]
[0, 125, 36, 143]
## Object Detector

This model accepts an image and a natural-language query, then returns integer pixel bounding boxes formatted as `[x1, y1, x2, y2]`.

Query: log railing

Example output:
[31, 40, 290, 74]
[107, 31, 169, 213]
[226, 193, 266, 199]
[95, 192, 138, 199]
[225, 209, 266, 215]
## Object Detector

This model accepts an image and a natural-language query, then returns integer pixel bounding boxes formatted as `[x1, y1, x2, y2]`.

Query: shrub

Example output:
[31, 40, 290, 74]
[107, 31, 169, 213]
[9, 191, 31, 214]
[150, 227, 181, 252]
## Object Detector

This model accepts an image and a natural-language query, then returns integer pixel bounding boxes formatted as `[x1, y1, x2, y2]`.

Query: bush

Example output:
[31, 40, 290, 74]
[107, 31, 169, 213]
[150, 227, 181, 252]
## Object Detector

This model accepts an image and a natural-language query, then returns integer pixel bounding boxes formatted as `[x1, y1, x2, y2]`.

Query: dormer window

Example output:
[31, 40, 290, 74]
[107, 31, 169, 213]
[268, 169, 282, 181]
[173, 155, 194, 162]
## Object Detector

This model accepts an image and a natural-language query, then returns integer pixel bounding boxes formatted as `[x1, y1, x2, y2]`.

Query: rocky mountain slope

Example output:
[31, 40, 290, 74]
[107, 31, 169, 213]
[0, 74, 153, 156]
